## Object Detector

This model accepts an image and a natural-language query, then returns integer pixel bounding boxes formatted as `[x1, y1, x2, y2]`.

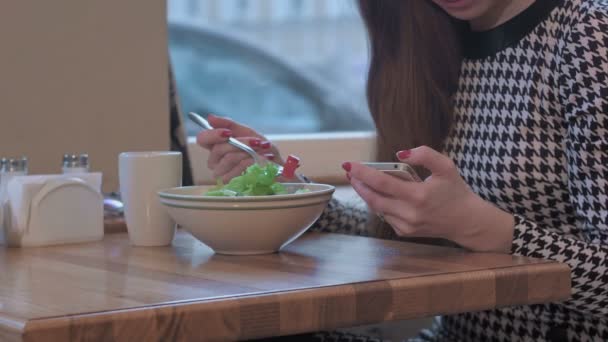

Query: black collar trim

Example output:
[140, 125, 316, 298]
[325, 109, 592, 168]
[463, 0, 564, 59]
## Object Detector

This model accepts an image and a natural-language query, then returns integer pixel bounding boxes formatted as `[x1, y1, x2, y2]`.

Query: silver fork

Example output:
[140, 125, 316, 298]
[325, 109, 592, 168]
[188, 112, 305, 181]
[188, 112, 263, 165]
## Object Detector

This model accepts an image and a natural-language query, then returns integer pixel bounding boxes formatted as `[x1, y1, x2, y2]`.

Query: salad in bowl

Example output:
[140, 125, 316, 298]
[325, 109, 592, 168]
[158, 163, 334, 255]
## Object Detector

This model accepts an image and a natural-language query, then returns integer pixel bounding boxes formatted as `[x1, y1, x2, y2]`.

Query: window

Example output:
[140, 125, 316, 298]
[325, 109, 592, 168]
[168, 0, 372, 135]
[168, 0, 375, 183]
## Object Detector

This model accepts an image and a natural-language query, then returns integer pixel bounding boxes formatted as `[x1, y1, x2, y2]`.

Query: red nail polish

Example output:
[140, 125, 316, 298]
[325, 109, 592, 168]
[397, 150, 411, 160]
[261, 141, 271, 149]
[264, 153, 275, 161]
[220, 130, 232, 138]
[249, 139, 261, 147]
[342, 162, 352, 172]
[346, 173, 352, 181]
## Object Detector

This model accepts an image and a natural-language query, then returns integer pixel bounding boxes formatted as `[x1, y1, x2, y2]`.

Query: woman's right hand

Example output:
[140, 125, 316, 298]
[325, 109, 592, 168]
[196, 114, 283, 183]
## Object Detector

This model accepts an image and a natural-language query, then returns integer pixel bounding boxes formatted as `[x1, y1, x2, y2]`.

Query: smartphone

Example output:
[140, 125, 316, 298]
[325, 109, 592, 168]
[362, 162, 422, 182]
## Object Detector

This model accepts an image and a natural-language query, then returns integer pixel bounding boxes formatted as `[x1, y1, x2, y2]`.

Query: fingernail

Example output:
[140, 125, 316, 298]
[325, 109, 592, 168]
[397, 150, 411, 160]
[346, 173, 352, 181]
[249, 139, 261, 147]
[220, 130, 232, 138]
[208, 113, 216, 119]
[264, 153, 275, 161]
[261, 141, 271, 149]
[342, 162, 352, 172]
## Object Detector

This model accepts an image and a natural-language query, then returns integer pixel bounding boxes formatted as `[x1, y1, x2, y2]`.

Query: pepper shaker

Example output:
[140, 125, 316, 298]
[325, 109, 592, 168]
[62, 153, 90, 174]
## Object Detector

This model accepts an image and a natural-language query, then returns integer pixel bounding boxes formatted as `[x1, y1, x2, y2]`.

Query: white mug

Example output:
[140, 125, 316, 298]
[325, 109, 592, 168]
[119, 151, 182, 246]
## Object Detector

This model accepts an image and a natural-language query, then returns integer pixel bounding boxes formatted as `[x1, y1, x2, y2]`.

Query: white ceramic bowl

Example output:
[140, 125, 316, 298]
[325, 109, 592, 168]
[158, 183, 335, 255]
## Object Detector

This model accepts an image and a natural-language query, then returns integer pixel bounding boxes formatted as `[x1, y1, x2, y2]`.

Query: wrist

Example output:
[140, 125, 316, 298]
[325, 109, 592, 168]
[454, 195, 515, 253]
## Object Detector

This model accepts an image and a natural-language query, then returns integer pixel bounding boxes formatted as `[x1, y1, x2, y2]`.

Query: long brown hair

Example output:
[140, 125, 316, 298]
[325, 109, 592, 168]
[358, 0, 462, 159]
[358, 0, 463, 239]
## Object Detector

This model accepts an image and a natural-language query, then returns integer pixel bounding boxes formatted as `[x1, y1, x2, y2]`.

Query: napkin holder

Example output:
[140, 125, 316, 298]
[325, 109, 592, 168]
[1, 173, 104, 247]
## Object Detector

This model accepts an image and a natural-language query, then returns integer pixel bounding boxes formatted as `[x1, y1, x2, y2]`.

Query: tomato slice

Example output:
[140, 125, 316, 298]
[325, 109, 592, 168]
[282, 154, 300, 179]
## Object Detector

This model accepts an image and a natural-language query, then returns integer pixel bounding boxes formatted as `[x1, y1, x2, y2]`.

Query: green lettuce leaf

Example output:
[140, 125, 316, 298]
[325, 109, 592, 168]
[205, 163, 288, 197]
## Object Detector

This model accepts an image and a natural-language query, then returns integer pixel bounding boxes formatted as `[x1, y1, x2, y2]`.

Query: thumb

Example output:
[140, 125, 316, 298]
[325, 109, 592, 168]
[396, 146, 455, 177]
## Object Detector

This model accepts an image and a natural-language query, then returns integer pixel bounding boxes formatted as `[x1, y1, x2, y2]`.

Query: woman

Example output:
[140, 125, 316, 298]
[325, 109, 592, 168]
[196, 0, 608, 340]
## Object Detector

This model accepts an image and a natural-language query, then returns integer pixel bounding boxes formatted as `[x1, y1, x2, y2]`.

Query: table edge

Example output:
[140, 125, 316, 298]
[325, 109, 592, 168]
[0, 315, 25, 342]
[19, 261, 571, 341]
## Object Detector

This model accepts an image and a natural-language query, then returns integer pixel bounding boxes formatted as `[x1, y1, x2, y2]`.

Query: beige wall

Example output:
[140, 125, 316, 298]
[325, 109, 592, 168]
[0, 0, 169, 192]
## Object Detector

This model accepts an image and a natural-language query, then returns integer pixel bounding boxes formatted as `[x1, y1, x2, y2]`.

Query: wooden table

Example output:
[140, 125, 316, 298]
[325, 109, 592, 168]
[1, 231, 570, 342]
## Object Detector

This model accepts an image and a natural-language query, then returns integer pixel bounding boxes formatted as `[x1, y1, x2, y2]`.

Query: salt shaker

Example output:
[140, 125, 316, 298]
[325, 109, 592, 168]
[0, 158, 6, 244]
[0, 157, 28, 244]
[0, 157, 28, 198]
[1, 157, 28, 174]
[0, 157, 28, 193]
[0, 158, 6, 185]
[62, 153, 90, 174]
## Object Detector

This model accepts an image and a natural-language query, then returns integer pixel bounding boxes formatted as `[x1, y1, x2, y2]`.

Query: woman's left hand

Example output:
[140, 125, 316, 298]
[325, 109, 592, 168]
[343, 146, 515, 253]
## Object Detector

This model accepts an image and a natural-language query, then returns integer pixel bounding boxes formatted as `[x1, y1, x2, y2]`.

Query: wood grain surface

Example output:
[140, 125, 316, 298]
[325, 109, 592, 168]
[0, 231, 571, 341]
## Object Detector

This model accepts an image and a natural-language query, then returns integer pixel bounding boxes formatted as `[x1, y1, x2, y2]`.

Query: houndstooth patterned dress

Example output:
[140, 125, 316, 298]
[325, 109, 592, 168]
[311, 0, 608, 340]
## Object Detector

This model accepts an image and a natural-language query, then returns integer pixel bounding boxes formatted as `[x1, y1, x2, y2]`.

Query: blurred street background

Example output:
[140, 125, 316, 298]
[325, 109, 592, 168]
[168, 0, 372, 135]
